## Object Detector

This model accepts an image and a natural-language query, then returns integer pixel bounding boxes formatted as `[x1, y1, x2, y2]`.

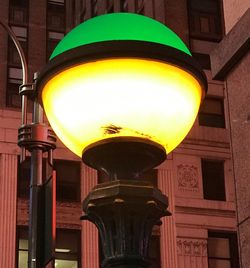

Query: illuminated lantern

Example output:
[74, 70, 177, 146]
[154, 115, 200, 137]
[37, 13, 207, 179]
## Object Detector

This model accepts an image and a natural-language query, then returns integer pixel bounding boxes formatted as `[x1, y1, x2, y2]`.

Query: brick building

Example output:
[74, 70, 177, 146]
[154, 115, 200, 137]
[0, 0, 245, 267]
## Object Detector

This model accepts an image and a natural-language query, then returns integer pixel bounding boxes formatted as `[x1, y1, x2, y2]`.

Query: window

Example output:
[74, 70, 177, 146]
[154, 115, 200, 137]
[188, 0, 223, 41]
[208, 231, 239, 268]
[47, 1, 65, 32]
[7, 25, 28, 107]
[18, 157, 32, 198]
[6, 79, 22, 107]
[17, 157, 81, 202]
[8, 37, 27, 67]
[6, 66, 24, 108]
[17, 227, 28, 268]
[202, 159, 226, 201]
[16, 226, 81, 268]
[55, 229, 81, 267]
[54, 159, 81, 202]
[199, 97, 225, 128]
[9, 0, 29, 25]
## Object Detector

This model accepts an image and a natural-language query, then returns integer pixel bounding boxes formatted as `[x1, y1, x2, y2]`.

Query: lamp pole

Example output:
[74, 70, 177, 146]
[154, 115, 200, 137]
[0, 20, 56, 268]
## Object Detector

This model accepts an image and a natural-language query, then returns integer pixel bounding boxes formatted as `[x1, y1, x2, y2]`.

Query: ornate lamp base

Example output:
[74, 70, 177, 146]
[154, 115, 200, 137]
[81, 180, 171, 268]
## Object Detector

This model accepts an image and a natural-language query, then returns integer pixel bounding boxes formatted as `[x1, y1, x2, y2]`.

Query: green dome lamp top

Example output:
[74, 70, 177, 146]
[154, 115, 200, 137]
[50, 12, 192, 60]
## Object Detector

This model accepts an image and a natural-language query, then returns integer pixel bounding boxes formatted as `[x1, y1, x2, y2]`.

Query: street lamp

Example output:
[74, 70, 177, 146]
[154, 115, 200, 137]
[36, 13, 207, 268]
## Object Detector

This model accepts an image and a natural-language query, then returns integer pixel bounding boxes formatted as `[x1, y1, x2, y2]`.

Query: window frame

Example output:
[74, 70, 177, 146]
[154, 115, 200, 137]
[9, 0, 29, 26]
[17, 157, 81, 202]
[16, 226, 81, 268]
[7, 4, 29, 108]
[208, 231, 240, 268]
[187, 0, 224, 42]
[201, 158, 226, 201]
[54, 159, 81, 202]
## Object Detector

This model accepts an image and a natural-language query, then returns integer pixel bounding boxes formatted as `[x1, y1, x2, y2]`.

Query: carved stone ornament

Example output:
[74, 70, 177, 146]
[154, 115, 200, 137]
[176, 239, 208, 256]
[177, 164, 199, 191]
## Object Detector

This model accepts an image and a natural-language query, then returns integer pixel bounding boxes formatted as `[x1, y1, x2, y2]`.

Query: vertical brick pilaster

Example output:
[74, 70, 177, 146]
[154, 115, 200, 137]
[158, 166, 178, 268]
[81, 164, 99, 268]
[0, 154, 17, 268]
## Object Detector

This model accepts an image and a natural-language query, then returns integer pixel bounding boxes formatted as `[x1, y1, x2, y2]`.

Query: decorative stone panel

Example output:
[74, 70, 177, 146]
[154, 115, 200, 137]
[177, 164, 199, 192]
[177, 238, 208, 268]
[174, 154, 203, 198]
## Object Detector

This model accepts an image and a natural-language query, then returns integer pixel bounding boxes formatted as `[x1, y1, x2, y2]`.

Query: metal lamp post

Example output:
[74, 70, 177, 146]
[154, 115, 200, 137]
[2, 12, 207, 268]
[0, 21, 57, 268]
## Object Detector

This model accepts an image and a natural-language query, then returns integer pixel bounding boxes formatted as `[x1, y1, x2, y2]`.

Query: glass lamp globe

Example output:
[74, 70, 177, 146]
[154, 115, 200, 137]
[37, 13, 207, 179]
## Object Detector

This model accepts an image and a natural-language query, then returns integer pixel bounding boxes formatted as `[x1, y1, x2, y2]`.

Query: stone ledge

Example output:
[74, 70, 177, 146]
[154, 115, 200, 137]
[175, 197, 236, 217]
[210, 8, 250, 80]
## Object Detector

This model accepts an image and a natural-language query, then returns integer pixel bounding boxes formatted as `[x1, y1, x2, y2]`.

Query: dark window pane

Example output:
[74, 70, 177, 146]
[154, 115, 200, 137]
[188, 0, 223, 41]
[202, 159, 225, 201]
[199, 98, 225, 128]
[17, 157, 47, 198]
[47, 2, 65, 32]
[17, 157, 30, 198]
[8, 37, 27, 67]
[17, 226, 28, 268]
[17, 158, 81, 202]
[56, 229, 81, 259]
[6, 81, 21, 108]
[208, 237, 230, 258]
[54, 159, 81, 202]
[9, 0, 29, 25]
[190, 0, 218, 13]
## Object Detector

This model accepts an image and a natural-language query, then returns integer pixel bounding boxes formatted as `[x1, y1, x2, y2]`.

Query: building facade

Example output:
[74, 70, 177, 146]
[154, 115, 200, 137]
[0, 0, 242, 267]
[210, 2, 250, 268]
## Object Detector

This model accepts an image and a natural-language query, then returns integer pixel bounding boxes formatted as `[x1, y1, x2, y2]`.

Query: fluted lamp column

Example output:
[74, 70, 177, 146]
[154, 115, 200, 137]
[36, 13, 207, 268]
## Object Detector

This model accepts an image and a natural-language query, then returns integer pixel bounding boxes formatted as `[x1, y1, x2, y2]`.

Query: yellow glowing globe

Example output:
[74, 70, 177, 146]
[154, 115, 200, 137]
[39, 13, 206, 161]
[42, 58, 203, 157]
